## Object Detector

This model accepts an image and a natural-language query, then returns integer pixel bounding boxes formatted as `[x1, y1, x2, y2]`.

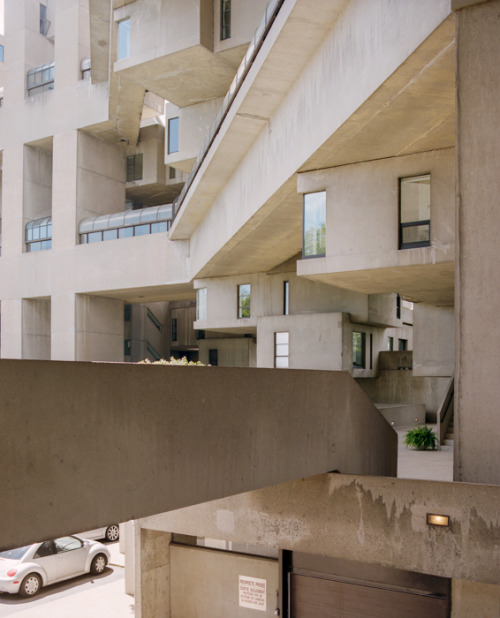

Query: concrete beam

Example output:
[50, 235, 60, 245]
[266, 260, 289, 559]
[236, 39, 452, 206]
[142, 473, 500, 585]
[0, 359, 396, 549]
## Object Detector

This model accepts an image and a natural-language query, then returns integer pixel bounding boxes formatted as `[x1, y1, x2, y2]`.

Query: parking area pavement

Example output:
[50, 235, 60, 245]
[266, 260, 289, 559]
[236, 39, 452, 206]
[0, 543, 133, 618]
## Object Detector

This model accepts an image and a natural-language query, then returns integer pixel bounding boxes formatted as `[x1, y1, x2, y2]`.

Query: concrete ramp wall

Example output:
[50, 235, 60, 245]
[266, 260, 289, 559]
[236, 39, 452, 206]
[0, 359, 396, 549]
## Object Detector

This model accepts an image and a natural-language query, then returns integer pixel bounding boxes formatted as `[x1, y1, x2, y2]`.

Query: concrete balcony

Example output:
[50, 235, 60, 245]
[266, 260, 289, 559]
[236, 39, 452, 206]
[0, 360, 396, 549]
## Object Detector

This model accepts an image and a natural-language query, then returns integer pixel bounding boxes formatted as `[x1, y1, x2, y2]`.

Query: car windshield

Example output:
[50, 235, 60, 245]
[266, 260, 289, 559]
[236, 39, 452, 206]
[0, 546, 31, 560]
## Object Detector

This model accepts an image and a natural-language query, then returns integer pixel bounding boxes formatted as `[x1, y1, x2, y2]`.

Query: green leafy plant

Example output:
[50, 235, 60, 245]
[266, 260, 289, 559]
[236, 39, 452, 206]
[404, 425, 437, 451]
[139, 356, 204, 366]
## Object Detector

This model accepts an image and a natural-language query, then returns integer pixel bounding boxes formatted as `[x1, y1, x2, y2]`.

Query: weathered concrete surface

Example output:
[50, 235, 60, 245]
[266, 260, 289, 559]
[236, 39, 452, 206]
[455, 0, 500, 485]
[0, 359, 396, 550]
[141, 473, 500, 585]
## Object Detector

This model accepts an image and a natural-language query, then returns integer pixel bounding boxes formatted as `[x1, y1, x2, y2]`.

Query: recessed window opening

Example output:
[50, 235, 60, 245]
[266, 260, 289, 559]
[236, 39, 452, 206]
[147, 342, 161, 361]
[303, 191, 326, 257]
[275, 332, 289, 368]
[352, 331, 365, 368]
[398, 338, 408, 351]
[127, 154, 143, 182]
[400, 174, 431, 249]
[25, 217, 52, 252]
[168, 117, 179, 154]
[81, 57, 91, 80]
[221, 0, 231, 40]
[171, 318, 178, 342]
[169, 166, 176, 179]
[238, 284, 251, 318]
[388, 336, 394, 351]
[0, 45, 4, 63]
[27, 63, 55, 96]
[117, 18, 131, 60]
[40, 4, 50, 36]
[209, 349, 218, 366]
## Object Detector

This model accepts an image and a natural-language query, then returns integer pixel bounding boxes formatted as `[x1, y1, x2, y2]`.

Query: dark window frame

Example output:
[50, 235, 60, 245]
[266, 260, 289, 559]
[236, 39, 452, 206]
[237, 284, 251, 319]
[352, 331, 366, 369]
[168, 117, 179, 154]
[220, 0, 231, 40]
[127, 153, 143, 182]
[399, 174, 431, 250]
[171, 318, 178, 342]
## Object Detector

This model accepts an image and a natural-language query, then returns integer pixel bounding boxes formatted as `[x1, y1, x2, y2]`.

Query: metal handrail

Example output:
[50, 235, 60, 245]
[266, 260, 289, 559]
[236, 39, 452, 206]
[171, 0, 285, 221]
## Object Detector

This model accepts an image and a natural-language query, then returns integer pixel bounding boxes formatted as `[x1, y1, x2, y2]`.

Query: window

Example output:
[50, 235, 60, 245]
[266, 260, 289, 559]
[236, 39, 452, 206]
[117, 18, 131, 60]
[197, 288, 207, 321]
[168, 117, 179, 154]
[27, 62, 55, 96]
[398, 338, 408, 351]
[209, 349, 218, 366]
[221, 0, 231, 40]
[81, 57, 91, 80]
[275, 332, 289, 368]
[352, 331, 365, 368]
[0, 45, 4, 63]
[387, 336, 394, 351]
[171, 318, 178, 342]
[40, 4, 50, 36]
[169, 166, 176, 179]
[303, 191, 326, 257]
[283, 281, 289, 315]
[238, 284, 251, 318]
[124, 304, 131, 321]
[400, 174, 430, 249]
[396, 294, 401, 320]
[126, 154, 143, 182]
[25, 217, 52, 252]
[124, 339, 131, 356]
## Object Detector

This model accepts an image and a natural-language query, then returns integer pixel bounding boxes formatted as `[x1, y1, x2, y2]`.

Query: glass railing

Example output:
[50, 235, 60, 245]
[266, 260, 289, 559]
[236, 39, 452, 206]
[171, 0, 285, 221]
[79, 204, 172, 244]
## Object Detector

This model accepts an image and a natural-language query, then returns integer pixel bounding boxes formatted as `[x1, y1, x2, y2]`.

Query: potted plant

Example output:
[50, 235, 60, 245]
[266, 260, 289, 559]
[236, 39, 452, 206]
[403, 425, 437, 450]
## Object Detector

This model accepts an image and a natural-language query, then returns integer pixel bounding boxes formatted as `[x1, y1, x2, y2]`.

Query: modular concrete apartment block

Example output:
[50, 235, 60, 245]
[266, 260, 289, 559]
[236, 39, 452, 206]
[1, 0, 500, 616]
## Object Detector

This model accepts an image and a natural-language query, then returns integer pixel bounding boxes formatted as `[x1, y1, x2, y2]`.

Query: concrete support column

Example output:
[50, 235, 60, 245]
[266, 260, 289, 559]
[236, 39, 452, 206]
[75, 294, 124, 362]
[54, 0, 90, 90]
[0, 299, 22, 358]
[51, 293, 77, 360]
[1, 146, 24, 257]
[454, 0, 500, 484]
[52, 131, 78, 250]
[136, 528, 171, 618]
[22, 298, 51, 359]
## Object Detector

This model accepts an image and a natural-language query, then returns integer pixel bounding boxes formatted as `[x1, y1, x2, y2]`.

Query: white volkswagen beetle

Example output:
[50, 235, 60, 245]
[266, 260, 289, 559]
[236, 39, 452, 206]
[0, 535, 110, 597]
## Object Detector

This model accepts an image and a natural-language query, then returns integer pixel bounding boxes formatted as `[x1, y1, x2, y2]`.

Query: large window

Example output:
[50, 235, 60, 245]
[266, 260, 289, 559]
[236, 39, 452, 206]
[352, 331, 365, 368]
[209, 349, 218, 366]
[26, 217, 52, 252]
[27, 62, 54, 96]
[117, 18, 131, 60]
[399, 174, 431, 249]
[197, 288, 207, 321]
[127, 154, 143, 182]
[275, 332, 289, 368]
[238, 284, 251, 318]
[168, 117, 179, 154]
[221, 0, 231, 40]
[303, 191, 326, 257]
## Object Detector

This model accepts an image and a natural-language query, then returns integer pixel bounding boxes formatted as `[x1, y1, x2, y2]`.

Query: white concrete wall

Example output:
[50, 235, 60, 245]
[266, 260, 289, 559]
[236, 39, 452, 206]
[23, 144, 52, 223]
[22, 297, 50, 359]
[75, 294, 123, 361]
[297, 148, 455, 275]
[413, 303, 454, 377]
[198, 336, 256, 367]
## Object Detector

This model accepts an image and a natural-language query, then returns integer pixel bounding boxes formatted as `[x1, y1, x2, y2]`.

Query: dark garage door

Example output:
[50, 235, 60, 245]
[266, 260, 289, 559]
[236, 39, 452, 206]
[290, 573, 449, 617]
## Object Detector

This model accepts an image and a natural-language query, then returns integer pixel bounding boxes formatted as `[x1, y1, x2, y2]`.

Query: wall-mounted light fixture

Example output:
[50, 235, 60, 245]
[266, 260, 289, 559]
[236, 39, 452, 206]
[426, 513, 450, 527]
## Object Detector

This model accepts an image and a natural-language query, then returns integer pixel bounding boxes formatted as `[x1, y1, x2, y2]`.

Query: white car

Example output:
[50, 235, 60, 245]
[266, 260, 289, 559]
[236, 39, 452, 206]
[0, 535, 110, 597]
[78, 524, 120, 543]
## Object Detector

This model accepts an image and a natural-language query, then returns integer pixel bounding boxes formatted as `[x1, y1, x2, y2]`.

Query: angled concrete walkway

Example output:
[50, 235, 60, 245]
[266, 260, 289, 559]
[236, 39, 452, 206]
[397, 426, 453, 482]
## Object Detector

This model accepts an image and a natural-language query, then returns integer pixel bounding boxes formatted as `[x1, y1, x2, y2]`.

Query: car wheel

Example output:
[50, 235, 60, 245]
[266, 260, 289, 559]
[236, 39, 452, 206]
[19, 573, 42, 598]
[90, 553, 108, 575]
[105, 524, 119, 542]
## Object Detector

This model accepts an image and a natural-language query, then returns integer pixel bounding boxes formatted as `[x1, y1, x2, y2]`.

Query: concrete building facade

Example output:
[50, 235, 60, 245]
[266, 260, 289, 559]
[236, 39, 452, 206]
[1, 0, 500, 616]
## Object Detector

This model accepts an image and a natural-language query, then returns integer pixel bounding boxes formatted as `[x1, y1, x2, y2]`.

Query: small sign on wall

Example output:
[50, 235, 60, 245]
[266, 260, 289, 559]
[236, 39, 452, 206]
[239, 575, 267, 611]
